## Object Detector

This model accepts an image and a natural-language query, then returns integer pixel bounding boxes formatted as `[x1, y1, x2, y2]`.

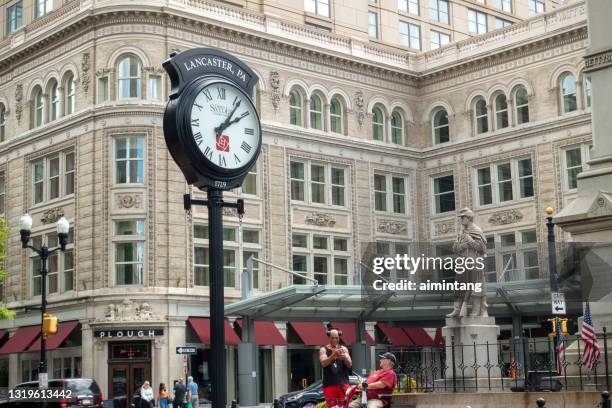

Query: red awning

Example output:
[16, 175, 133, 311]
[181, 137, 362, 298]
[235, 320, 287, 346]
[0, 326, 41, 354]
[376, 323, 414, 347]
[288, 322, 328, 345]
[329, 322, 376, 346]
[403, 328, 435, 347]
[187, 317, 241, 345]
[434, 328, 444, 346]
[28, 321, 80, 352]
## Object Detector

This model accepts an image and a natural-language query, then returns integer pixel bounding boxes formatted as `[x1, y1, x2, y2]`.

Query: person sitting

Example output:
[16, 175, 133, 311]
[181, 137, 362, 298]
[140, 381, 155, 408]
[349, 352, 397, 408]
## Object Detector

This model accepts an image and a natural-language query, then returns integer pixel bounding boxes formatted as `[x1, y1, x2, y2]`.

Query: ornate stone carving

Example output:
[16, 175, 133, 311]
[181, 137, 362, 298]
[41, 207, 65, 224]
[117, 194, 142, 209]
[488, 209, 523, 225]
[584, 49, 612, 73]
[434, 220, 455, 236]
[223, 207, 238, 217]
[95, 68, 113, 77]
[81, 52, 91, 95]
[98, 299, 160, 322]
[377, 220, 407, 235]
[305, 212, 336, 227]
[144, 66, 165, 74]
[15, 84, 23, 122]
[355, 91, 365, 128]
[270, 71, 280, 110]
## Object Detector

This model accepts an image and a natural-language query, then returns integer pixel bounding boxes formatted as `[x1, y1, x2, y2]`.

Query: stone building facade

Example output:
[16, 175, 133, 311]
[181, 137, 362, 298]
[0, 0, 593, 404]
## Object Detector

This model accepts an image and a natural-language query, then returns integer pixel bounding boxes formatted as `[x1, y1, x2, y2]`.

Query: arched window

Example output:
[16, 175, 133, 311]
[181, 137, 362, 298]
[514, 86, 529, 124]
[391, 110, 404, 144]
[309, 94, 323, 130]
[64, 73, 76, 115]
[583, 76, 591, 108]
[0, 104, 5, 142]
[117, 55, 142, 99]
[289, 89, 303, 126]
[473, 98, 488, 134]
[560, 73, 577, 113]
[32, 86, 44, 128]
[493, 94, 508, 129]
[49, 80, 60, 121]
[329, 97, 343, 134]
[372, 106, 385, 141]
[432, 109, 449, 144]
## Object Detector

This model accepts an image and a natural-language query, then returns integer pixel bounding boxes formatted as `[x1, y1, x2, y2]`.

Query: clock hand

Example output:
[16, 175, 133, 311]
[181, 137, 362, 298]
[215, 99, 241, 135]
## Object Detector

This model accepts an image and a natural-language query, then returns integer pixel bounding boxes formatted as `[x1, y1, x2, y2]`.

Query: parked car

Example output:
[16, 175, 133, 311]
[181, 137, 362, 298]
[0, 378, 103, 407]
[277, 375, 361, 408]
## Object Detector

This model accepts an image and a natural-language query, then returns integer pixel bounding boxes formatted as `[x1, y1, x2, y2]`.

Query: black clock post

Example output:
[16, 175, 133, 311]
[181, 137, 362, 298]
[163, 48, 261, 408]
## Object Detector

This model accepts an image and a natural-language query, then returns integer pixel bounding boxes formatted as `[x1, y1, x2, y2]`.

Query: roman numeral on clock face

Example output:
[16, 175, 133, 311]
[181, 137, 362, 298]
[244, 128, 254, 135]
[217, 87, 226, 100]
[193, 132, 203, 146]
[203, 146, 213, 161]
[219, 154, 227, 167]
[234, 154, 241, 165]
[202, 89, 213, 102]
[241, 141, 252, 154]
[191, 118, 199, 127]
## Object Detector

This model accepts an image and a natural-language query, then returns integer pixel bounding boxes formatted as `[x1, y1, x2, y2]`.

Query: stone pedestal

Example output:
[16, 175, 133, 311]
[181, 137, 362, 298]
[443, 317, 501, 379]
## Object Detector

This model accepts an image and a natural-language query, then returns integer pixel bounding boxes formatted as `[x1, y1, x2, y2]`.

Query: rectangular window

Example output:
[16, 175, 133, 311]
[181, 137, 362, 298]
[31, 150, 75, 205]
[368, 12, 378, 38]
[374, 173, 407, 214]
[149, 75, 162, 101]
[494, 0, 512, 13]
[495, 17, 512, 29]
[7, 2, 23, 34]
[476, 167, 493, 206]
[290, 161, 305, 201]
[518, 158, 533, 198]
[497, 162, 513, 202]
[115, 136, 144, 184]
[310, 164, 326, 204]
[374, 174, 387, 212]
[30, 229, 74, 297]
[399, 21, 421, 50]
[114, 220, 145, 285]
[290, 160, 347, 207]
[433, 175, 455, 213]
[98, 77, 109, 103]
[241, 162, 258, 196]
[429, 0, 449, 24]
[399, 0, 419, 15]
[475, 158, 533, 206]
[529, 0, 544, 15]
[331, 167, 345, 206]
[305, 0, 330, 17]
[392, 177, 406, 213]
[430, 30, 450, 49]
[35, 0, 53, 18]
[490, 229, 539, 282]
[468, 9, 487, 34]
[291, 232, 351, 285]
[564, 145, 591, 190]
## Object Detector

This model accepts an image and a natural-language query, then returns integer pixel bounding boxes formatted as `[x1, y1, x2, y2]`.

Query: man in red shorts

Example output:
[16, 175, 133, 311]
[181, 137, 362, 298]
[320, 329, 352, 408]
[349, 352, 397, 408]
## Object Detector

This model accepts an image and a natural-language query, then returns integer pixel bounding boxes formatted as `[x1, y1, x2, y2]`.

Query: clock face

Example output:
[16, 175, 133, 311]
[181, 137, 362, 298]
[189, 82, 260, 171]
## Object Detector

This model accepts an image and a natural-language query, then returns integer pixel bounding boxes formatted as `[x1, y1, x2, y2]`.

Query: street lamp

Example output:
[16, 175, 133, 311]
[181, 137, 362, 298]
[19, 214, 69, 390]
[545, 207, 559, 293]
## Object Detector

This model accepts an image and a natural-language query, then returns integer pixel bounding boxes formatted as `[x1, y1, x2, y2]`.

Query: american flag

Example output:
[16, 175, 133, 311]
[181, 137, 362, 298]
[581, 302, 601, 370]
[556, 318, 566, 375]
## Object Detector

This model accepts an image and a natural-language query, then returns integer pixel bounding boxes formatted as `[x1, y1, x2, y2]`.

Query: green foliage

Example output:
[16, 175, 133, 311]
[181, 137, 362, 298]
[0, 219, 15, 320]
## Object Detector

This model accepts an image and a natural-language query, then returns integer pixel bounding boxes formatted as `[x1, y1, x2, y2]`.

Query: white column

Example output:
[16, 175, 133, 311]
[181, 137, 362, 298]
[273, 322, 288, 397]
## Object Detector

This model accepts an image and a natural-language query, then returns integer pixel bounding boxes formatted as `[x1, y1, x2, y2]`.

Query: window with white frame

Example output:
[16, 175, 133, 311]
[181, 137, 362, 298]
[98, 77, 109, 103]
[52, 356, 82, 379]
[372, 106, 385, 141]
[493, 93, 509, 129]
[113, 220, 145, 285]
[391, 111, 404, 145]
[49, 81, 60, 121]
[560, 73, 577, 114]
[368, 11, 378, 38]
[21, 359, 38, 382]
[149, 75, 162, 101]
[33, 86, 44, 128]
[495, 17, 512, 29]
[583, 77, 591, 108]
[514, 86, 529, 124]
[474, 158, 533, 206]
[473, 97, 488, 134]
[292, 232, 350, 285]
[64, 73, 76, 115]
[115, 136, 144, 184]
[310, 94, 323, 130]
[376, 241, 411, 280]
[433, 174, 455, 213]
[305, 0, 330, 17]
[239, 161, 259, 196]
[330, 97, 343, 134]
[399, 21, 421, 50]
[374, 173, 408, 214]
[468, 9, 487, 34]
[432, 109, 449, 144]
[31, 150, 75, 205]
[30, 228, 74, 297]
[495, 229, 539, 282]
[194, 223, 263, 289]
[528, 0, 544, 15]
[117, 55, 142, 99]
[0, 173, 4, 216]
[35, 0, 52, 17]
[429, 0, 449, 24]
[430, 30, 450, 49]
[564, 144, 592, 190]
[399, 0, 419, 15]
[290, 160, 347, 206]
[0, 104, 5, 142]
[494, 0, 511, 13]
[7, 2, 23, 34]
[289, 89, 303, 126]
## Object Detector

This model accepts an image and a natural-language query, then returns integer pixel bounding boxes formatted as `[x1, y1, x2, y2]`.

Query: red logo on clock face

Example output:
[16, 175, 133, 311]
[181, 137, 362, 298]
[216, 134, 230, 152]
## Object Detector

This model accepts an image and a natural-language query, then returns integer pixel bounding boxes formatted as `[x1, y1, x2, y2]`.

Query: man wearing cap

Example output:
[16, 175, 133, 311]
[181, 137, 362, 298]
[349, 352, 397, 408]
[320, 329, 352, 408]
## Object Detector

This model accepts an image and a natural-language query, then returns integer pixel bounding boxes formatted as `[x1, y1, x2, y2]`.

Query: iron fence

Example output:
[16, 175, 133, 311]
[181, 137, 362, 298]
[386, 327, 611, 393]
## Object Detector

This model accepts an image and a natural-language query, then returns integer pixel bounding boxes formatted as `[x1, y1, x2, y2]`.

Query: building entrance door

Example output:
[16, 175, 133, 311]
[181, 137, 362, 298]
[108, 342, 151, 408]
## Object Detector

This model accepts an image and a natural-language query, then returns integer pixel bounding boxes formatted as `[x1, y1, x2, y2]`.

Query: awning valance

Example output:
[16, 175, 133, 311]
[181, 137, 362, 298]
[187, 317, 241, 345]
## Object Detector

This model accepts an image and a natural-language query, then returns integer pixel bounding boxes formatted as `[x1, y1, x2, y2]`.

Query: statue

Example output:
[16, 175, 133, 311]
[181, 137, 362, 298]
[446, 208, 488, 318]
[104, 304, 117, 321]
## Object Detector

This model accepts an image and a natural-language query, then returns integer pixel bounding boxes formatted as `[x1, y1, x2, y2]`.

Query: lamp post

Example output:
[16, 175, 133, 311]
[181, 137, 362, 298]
[545, 207, 559, 293]
[19, 214, 69, 391]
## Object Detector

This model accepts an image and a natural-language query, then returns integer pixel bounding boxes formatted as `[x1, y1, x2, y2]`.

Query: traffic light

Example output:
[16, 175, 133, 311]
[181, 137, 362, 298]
[546, 317, 569, 337]
[42, 313, 58, 337]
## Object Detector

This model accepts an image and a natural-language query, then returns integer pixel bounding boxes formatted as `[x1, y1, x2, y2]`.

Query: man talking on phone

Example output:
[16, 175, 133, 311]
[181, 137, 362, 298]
[320, 328, 352, 408]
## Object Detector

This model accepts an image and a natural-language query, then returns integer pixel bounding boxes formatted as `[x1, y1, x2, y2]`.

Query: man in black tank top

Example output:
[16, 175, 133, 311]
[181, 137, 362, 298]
[319, 329, 352, 408]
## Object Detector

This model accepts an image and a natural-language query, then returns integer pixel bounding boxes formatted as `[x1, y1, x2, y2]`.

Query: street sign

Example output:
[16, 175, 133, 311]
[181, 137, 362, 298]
[551, 292, 566, 315]
[38, 372, 48, 389]
[176, 346, 197, 354]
